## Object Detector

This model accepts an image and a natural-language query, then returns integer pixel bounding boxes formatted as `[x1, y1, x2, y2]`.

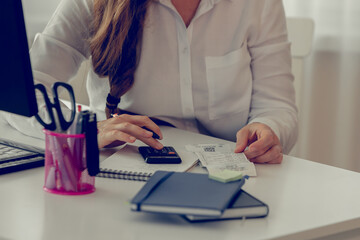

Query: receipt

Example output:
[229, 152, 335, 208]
[185, 144, 232, 153]
[186, 144, 257, 177]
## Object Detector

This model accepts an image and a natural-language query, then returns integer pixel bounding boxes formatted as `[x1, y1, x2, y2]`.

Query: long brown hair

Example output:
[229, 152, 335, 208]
[90, 0, 150, 118]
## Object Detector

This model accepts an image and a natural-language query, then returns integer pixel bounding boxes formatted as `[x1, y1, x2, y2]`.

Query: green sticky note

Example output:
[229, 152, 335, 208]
[208, 170, 243, 183]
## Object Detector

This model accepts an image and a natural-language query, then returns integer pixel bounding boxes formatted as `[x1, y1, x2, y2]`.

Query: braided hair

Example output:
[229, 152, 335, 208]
[90, 0, 150, 118]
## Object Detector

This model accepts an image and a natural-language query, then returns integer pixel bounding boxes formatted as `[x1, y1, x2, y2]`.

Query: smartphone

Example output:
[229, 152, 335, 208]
[138, 146, 182, 164]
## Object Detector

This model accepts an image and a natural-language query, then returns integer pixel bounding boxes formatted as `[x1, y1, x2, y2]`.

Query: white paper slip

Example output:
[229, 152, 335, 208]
[185, 144, 232, 153]
[195, 152, 257, 177]
[186, 144, 257, 177]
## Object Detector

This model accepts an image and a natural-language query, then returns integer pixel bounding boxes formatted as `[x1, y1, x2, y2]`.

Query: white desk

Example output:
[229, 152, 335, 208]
[1, 122, 360, 240]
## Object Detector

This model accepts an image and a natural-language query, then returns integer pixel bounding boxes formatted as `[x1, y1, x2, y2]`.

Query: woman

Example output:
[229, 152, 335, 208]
[6, 0, 297, 164]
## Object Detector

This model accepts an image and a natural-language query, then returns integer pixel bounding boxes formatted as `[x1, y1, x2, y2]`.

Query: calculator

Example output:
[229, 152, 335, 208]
[138, 146, 182, 164]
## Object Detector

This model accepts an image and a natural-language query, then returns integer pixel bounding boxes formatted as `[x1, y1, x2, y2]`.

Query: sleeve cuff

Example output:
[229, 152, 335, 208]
[248, 117, 281, 144]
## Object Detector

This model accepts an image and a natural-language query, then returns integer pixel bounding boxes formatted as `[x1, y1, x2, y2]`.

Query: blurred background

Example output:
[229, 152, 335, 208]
[283, 0, 360, 173]
[22, 0, 360, 172]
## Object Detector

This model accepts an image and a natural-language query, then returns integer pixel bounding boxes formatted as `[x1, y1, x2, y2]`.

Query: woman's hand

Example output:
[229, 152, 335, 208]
[97, 114, 163, 149]
[234, 122, 283, 164]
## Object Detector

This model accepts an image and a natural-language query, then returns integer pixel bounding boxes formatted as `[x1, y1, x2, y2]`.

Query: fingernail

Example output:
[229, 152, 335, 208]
[156, 142, 163, 149]
[129, 136, 136, 142]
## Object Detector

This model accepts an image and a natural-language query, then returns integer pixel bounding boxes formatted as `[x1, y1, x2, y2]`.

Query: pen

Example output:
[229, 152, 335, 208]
[48, 136, 62, 190]
[68, 110, 89, 171]
[61, 140, 78, 191]
[110, 113, 160, 139]
[142, 126, 160, 139]
[49, 135, 76, 191]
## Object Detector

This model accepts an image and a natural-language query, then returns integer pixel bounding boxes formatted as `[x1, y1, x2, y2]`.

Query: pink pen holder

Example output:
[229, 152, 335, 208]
[43, 130, 95, 195]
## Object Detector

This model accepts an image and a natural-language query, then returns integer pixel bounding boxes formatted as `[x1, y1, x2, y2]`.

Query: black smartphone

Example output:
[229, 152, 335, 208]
[138, 146, 182, 164]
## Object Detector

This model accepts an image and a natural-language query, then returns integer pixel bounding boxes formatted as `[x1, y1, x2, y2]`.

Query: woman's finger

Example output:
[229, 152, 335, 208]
[97, 129, 136, 148]
[112, 114, 163, 139]
[248, 145, 283, 164]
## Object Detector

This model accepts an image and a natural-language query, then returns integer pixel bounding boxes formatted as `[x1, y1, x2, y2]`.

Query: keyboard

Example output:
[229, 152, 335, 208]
[0, 138, 44, 175]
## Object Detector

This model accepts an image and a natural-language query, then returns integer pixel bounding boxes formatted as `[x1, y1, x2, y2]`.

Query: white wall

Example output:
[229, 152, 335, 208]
[22, 0, 61, 44]
[283, 0, 360, 172]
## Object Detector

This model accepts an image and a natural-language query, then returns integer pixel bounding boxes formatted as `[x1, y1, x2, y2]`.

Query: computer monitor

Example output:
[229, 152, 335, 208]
[0, 0, 38, 117]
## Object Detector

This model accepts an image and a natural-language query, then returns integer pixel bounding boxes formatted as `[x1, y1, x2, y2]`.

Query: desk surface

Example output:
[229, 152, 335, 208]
[1, 123, 360, 240]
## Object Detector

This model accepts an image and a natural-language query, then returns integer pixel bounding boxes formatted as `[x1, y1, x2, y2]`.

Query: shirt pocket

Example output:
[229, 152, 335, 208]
[205, 43, 252, 120]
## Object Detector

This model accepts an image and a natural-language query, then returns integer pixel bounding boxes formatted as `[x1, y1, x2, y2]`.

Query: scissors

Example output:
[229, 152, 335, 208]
[34, 82, 76, 132]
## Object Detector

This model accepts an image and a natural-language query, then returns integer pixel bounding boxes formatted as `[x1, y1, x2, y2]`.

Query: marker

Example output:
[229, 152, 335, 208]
[85, 112, 100, 176]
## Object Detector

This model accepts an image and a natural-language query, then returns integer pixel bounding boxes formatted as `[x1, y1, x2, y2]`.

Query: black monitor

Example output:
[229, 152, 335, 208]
[0, 0, 38, 117]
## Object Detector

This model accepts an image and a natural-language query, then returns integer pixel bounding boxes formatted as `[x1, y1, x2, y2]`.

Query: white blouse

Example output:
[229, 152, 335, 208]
[5, 0, 298, 153]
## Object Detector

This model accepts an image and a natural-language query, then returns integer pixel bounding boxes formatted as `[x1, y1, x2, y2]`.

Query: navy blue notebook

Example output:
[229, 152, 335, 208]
[183, 190, 269, 222]
[130, 171, 247, 217]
